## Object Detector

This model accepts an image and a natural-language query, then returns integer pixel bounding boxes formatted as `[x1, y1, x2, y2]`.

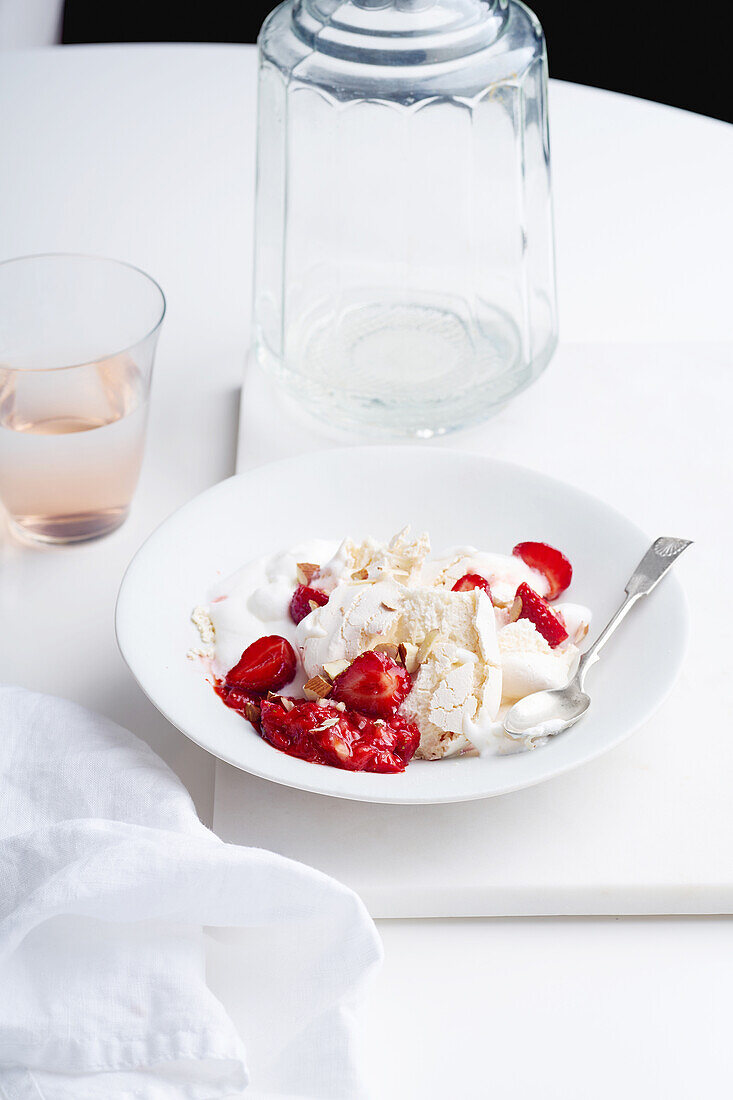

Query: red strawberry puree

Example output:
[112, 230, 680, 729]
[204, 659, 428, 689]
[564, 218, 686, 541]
[216, 634, 420, 773]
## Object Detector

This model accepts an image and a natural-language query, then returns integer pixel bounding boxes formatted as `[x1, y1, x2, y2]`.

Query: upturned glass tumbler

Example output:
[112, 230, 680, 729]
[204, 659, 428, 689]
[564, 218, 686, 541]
[252, 0, 557, 437]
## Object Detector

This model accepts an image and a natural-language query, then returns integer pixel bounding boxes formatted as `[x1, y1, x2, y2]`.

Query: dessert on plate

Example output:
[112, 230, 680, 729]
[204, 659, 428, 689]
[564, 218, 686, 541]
[190, 529, 591, 774]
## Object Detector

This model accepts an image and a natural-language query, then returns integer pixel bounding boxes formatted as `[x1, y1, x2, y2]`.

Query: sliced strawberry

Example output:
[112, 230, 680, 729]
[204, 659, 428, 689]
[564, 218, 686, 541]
[512, 541, 572, 601]
[331, 650, 412, 719]
[452, 573, 493, 601]
[289, 584, 329, 625]
[259, 698, 420, 773]
[511, 582, 568, 648]
[225, 635, 297, 693]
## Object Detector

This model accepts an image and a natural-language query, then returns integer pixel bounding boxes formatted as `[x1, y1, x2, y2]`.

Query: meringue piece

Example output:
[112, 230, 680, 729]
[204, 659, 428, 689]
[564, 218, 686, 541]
[317, 526, 430, 592]
[187, 606, 216, 659]
[191, 606, 215, 645]
[298, 580, 404, 677]
[397, 588, 502, 760]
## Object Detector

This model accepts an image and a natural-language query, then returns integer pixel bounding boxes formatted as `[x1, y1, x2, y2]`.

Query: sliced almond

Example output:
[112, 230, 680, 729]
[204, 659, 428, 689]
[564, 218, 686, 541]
[308, 600, 320, 613]
[244, 701, 261, 726]
[323, 659, 350, 681]
[398, 641, 420, 674]
[372, 642, 400, 661]
[303, 675, 333, 701]
[415, 629, 440, 666]
[296, 562, 320, 585]
[262, 693, 293, 713]
[351, 567, 369, 581]
[314, 716, 340, 732]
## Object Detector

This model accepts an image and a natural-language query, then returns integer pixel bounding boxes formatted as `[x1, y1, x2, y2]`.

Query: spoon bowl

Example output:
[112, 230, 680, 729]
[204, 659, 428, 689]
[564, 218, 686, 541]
[504, 683, 591, 739]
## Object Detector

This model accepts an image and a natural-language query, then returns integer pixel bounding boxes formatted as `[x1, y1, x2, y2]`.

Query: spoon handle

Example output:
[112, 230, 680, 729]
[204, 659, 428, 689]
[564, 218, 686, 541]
[577, 536, 691, 688]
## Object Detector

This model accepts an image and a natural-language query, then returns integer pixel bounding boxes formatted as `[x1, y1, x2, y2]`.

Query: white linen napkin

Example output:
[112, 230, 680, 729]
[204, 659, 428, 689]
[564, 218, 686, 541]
[0, 685, 382, 1100]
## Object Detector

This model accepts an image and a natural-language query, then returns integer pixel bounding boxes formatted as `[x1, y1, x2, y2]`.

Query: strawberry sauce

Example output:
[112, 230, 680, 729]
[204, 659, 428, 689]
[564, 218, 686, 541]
[217, 683, 419, 773]
[216, 634, 419, 773]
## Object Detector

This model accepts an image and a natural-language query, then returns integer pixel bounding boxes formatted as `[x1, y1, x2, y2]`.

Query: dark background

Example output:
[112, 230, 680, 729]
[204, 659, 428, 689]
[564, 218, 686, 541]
[62, 0, 731, 124]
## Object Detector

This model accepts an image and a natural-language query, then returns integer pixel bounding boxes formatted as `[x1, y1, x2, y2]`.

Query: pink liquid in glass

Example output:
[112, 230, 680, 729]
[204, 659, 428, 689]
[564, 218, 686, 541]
[0, 357, 149, 543]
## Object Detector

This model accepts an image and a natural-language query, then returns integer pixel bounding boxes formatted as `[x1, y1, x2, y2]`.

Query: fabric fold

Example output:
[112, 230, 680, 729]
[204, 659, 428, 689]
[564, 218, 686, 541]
[0, 686, 382, 1100]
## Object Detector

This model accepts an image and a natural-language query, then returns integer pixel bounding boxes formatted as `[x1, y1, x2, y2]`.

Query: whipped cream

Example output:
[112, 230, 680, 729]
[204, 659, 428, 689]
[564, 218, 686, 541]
[198, 528, 591, 760]
[518, 717, 568, 743]
[207, 539, 338, 686]
[497, 618, 580, 701]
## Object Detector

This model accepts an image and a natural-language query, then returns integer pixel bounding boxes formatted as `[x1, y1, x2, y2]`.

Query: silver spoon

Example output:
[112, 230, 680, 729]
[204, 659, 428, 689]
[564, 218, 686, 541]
[503, 536, 692, 742]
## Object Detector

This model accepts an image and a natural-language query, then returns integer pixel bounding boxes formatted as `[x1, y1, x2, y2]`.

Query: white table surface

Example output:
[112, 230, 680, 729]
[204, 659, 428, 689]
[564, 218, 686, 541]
[2, 44, 732, 1098]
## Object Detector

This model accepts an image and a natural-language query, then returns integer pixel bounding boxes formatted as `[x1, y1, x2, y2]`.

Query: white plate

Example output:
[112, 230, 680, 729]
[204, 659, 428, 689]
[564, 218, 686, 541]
[116, 446, 688, 804]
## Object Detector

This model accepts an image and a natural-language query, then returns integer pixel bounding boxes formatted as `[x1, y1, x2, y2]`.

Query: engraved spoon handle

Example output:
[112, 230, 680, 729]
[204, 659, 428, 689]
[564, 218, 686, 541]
[576, 536, 692, 690]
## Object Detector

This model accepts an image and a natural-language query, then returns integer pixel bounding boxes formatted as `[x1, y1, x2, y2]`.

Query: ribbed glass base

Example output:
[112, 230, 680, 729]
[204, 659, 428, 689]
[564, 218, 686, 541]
[257, 293, 555, 437]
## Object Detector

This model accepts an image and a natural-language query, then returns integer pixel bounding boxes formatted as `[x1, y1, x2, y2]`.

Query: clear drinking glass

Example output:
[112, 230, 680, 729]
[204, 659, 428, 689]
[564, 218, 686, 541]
[0, 254, 165, 544]
[252, 0, 557, 437]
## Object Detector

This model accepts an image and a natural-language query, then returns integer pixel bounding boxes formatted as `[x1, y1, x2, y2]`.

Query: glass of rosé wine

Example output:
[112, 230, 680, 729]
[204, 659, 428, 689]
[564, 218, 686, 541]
[0, 253, 165, 543]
